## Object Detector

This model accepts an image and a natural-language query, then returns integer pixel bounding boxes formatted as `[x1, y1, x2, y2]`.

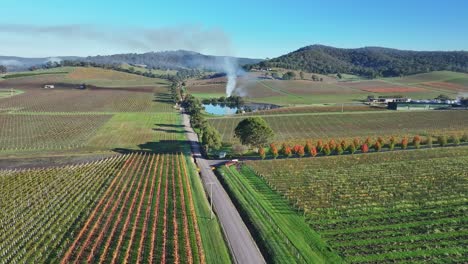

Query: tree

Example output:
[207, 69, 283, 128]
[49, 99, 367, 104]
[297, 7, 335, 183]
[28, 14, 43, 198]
[201, 125, 222, 153]
[0, 65, 6, 74]
[311, 74, 318, 81]
[284, 146, 292, 158]
[412, 135, 421, 149]
[438, 135, 447, 147]
[348, 143, 356, 154]
[461, 133, 468, 142]
[271, 72, 280, 79]
[304, 141, 312, 155]
[335, 145, 344, 155]
[389, 136, 396, 151]
[234, 117, 274, 148]
[435, 94, 451, 101]
[282, 71, 296, 80]
[401, 137, 408, 149]
[426, 136, 433, 148]
[299, 71, 305, 80]
[297, 145, 305, 158]
[322, 144, 331, 156]
[259, 147, 266, 160]
[450, 135, 460, 146]
[316, 140, 323, 152]
[337, 73, 342, 79]
[373, 141, 382, 152]
[310, 146, 318, 157]
[361, 143, 369, 153]
[270, 143, 279, 159]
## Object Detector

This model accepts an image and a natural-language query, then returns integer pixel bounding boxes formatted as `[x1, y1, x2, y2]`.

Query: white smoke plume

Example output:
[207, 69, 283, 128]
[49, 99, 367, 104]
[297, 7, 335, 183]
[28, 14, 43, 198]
[224, 57, 238, 96]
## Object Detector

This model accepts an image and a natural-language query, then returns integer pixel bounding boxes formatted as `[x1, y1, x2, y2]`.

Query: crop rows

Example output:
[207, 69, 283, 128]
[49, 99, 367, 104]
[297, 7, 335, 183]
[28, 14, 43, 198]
[247, 147, 468, 263]
[0, 155, 126, 264]
[0, 113, 112, 152]
[0, 87, 173, 113]
[62, 152, 205, 264]
[208, 111, 468, 143]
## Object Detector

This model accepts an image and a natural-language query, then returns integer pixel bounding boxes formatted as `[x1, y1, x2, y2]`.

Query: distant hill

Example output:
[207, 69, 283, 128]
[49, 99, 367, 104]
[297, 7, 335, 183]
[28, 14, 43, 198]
[0, 51, 262, 72]
[249, 45, 468, 78]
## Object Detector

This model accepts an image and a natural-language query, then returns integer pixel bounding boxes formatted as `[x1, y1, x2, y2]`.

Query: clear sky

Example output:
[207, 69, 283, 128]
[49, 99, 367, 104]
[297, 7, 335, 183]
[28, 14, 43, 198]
[0, 0, 467, 58]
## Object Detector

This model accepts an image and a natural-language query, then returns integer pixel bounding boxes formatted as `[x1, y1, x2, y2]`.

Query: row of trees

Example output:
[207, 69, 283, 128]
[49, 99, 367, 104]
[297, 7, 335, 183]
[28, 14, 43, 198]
[182, 94, 222, 153]
[258, 134, 468, 159]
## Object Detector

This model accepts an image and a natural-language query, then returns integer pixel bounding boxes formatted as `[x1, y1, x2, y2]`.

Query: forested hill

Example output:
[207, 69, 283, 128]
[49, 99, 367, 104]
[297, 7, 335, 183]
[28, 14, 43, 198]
[249, 45, 468, 78]
[82, 50, 262, 70]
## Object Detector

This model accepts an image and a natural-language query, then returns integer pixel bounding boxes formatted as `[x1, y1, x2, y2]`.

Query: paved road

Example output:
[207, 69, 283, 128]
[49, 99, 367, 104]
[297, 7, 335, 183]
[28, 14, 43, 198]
[182, 112, 265, 264]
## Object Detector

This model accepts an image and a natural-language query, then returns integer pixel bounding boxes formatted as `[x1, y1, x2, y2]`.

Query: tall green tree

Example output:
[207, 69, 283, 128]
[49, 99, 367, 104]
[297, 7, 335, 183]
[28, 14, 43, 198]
[201, 125, 222, 153]
[0, 65, 6, 74]
[234, 117, 274, 148]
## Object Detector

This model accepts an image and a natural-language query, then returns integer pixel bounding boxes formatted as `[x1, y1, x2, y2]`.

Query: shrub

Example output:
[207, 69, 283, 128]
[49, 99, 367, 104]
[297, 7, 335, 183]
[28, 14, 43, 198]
[361, 143, 369, 153]
[461, 133, 468, 142]
[373, 141, 382, 152]
[364, 137, 371, 146]
[233, 144, 248, 156]
[401, 137, 408, 149]
[348, 143, 356, 154]
[450, 135, 460, 146]
[412, 135, 421, 149]
[438, 135, 447, 147]
[280, 143, 288, 156]
[259, 147, 266, 160]
[310, 146, 318, 157]
[322, 144, 331, 156]
[426, 136, 433, 148]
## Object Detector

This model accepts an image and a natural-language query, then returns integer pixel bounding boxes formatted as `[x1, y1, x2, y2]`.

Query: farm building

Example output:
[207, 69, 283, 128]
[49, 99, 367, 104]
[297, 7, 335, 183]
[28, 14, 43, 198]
[367, 96, 411, 104]
[388, 102, 451, 110]
[43, 84, 55, 89]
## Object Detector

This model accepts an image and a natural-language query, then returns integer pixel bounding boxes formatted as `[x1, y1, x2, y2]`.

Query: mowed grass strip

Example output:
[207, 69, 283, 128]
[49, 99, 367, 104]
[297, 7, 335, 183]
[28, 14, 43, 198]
[246, 147, 468, 263]
[208, 111, 468, 143]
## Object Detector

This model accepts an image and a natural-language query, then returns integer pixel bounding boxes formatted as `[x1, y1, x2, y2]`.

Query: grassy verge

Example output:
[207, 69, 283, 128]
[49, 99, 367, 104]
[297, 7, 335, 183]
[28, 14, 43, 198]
[183, 154, 232, 264]
[217, 165, 342, 263]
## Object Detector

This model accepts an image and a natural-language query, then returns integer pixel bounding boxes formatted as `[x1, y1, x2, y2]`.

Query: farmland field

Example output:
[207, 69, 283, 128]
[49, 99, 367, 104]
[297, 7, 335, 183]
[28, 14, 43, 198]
[0, 152, 230, 264]
[238, 147, 468, 263]
[187, 71, 465, 105]
[1, 66, 169, 87]
[209, 111, 468, 144]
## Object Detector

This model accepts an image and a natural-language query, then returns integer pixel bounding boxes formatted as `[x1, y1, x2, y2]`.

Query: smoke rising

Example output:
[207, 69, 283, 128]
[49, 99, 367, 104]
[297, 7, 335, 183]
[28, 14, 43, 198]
[224, 57, 238, 96]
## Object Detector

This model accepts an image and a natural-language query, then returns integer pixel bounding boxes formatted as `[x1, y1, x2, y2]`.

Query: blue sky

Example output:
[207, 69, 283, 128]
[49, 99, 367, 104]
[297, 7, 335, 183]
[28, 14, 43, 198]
[0, 0, 467, 58]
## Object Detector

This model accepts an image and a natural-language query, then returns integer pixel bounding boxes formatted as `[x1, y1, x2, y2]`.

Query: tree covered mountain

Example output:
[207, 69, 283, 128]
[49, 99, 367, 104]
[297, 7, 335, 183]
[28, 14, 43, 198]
[248, 45, 468, 78]
[0, 51, 262, 72]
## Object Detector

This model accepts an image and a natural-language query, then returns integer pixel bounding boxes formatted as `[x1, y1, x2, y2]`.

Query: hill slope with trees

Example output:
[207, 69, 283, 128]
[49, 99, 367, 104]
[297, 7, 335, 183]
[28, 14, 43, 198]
[249, 45, 468, 78]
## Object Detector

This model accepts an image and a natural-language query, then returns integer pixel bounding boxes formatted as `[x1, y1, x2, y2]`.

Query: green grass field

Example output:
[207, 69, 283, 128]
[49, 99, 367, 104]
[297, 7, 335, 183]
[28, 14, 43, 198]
[245, 147, 468, 263]
[209, 110, 468, 144]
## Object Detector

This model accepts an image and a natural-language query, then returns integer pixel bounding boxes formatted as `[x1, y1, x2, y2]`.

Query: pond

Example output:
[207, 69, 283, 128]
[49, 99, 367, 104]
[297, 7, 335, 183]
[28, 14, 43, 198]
[203, 104, 238, 115]
[203, 103, 280, 116]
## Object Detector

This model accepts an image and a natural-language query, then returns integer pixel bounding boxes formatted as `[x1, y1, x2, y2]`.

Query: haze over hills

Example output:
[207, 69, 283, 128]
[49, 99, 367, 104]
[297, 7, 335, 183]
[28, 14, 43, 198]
[0, 50, 262, 72]
[249, 44, 468, 78]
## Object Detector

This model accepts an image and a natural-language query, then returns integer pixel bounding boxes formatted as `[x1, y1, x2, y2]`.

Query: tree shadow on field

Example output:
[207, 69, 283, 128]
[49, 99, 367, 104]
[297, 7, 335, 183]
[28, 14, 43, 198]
[112, 139, 196, 154]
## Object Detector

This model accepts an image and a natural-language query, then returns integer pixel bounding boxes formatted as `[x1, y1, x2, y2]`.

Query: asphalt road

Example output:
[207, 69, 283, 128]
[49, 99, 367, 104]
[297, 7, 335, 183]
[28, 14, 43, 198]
[182, 112, 265, 264]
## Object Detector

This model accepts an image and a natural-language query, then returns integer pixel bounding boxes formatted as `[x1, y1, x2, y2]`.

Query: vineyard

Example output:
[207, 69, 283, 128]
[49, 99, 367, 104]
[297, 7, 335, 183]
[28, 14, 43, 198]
[0, 155, 125, 263]
[0, 153, 210, 264]
[0, 86, 173, 113]
[208, 111, 468, 144]
[246, 147, 468, 263]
